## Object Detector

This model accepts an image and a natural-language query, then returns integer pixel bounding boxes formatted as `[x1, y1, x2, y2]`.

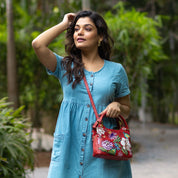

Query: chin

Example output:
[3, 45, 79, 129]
[76, 45, 88, 50]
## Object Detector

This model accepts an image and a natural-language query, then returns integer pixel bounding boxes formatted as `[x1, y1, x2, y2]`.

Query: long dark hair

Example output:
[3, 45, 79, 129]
[61, 10, 114, 88]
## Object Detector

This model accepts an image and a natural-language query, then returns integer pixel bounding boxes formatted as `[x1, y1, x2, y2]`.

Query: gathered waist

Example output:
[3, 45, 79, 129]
[62, 98, 108, 107]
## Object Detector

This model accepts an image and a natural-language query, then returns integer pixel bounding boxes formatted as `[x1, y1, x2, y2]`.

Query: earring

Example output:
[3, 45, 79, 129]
[98, 40, 101, 47]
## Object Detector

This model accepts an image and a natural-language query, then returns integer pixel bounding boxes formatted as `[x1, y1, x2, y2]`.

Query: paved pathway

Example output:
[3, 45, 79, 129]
[27, 120, 178, 178]
[130, 121, 178, 178]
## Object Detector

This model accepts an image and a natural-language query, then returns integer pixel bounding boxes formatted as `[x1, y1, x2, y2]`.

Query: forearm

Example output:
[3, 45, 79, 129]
[32, 21, 67, 48]
[31, 21, 68, 71]
[31, 13, 75, 71]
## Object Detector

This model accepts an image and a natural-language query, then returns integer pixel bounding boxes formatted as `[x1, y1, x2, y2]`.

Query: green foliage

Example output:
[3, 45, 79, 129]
[0, 97, 34, 177]
[105, 2, 167, 107]
[0, 1, 67, 128]
[121, 0, 178, 123]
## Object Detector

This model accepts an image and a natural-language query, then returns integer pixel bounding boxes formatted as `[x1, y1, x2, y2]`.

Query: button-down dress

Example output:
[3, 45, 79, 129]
[47, 53, 132, 178]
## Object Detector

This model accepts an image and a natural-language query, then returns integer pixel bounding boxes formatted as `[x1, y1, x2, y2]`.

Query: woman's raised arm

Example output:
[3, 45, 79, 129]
[32, 13, 75, 72]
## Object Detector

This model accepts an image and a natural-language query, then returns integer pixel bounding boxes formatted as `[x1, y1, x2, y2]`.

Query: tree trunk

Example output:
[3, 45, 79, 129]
[6, 0, 19, 108]
[82, 0, 90, 10]
[150, 0, 156, 17]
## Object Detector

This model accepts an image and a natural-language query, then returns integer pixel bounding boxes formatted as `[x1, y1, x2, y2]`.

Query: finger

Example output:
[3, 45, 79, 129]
[106, 107, 112, 117]
[68, 13, 76, 21]
[113, 109, 121, 118]
[107, 111, 116, 118]
[107, 109, 119, 118]
[113, 112, 119, 118]
[110, 111, 117, 118]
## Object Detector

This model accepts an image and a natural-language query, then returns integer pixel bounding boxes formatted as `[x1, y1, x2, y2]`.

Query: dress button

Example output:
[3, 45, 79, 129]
[83, 133, 86, 137]
[80, 162, 83, 165]
[90, 83, 93, 86]
[91, 74, 93, 77]
[81, 148, 84, 151]
[87, 104, 90, 108]
[85, 118, 88, 121]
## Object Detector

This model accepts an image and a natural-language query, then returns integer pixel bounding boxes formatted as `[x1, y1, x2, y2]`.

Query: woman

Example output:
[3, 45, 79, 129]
[32, 10, 132, 178]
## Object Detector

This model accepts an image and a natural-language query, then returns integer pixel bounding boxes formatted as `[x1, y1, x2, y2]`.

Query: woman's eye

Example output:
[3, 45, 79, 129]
[74, 28, 79, 32]
[86, 28, 92, 31]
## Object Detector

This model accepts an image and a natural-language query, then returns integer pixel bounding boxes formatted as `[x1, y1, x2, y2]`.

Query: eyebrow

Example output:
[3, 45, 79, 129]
[75, 24, 95, 28]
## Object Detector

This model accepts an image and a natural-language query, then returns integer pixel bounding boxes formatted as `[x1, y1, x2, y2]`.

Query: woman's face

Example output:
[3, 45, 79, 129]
[73, 17, 101, 51]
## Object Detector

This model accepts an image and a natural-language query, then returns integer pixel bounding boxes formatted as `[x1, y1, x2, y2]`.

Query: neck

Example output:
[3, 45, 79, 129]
[81, 49, 104, 72]
[81, 49, 101, 64]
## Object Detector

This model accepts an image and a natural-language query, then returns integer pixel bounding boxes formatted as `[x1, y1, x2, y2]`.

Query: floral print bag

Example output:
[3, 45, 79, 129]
[92, 113, 132, 160]
[84, 76, 132, 160]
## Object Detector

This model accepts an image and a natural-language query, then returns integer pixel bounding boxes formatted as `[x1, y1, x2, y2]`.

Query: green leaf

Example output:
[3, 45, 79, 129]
[107, 149, 116, 155]
[0, 98, 34, 177]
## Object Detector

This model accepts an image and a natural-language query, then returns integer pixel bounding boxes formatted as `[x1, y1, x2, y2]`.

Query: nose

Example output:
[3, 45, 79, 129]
[78, 28, 84, 36]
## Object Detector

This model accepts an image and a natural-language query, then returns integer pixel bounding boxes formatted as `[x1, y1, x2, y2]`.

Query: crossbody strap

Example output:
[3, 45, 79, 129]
[83, 75, 99, 120]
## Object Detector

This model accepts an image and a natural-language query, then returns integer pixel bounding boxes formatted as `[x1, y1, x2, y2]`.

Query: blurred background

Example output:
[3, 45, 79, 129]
[0, 0, 178, 178]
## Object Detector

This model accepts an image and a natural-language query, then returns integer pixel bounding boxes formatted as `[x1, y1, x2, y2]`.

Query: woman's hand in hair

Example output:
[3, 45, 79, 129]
[62, 13, 76, 29]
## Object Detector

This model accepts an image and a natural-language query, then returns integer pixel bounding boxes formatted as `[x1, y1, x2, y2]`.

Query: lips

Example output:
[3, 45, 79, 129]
[77, 38, 86, 42]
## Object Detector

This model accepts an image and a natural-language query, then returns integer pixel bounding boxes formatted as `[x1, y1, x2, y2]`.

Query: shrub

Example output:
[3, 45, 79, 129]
[104, 3, 167, 117]
[0, 97, 34, 177]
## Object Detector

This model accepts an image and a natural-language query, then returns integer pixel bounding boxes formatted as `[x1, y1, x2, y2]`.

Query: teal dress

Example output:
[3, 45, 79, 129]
[47, 53, 132, 178]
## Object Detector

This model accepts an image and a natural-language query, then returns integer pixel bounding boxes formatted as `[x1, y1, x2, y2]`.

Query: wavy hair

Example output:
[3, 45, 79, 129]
[61, 10, 114, 88]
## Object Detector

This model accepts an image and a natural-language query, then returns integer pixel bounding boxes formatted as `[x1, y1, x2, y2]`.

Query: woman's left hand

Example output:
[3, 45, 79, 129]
[100, 102, 121, 118]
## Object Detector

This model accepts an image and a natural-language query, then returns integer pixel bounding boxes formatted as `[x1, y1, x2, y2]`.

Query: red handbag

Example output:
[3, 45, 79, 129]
[84, 76, 132, 160]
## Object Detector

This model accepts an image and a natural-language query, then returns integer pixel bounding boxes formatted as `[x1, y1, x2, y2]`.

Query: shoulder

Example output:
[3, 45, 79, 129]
[104, 60, 129, 83]
[104, 60, 124, 72]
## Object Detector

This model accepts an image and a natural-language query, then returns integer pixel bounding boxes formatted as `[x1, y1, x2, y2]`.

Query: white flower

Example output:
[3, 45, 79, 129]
[96, 126, 105, 136]
[120, 138, 131, 151]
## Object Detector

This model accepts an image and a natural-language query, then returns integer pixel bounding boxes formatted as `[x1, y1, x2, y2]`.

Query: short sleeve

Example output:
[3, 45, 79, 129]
[115, 64, 130, 98]
[46, 53, 63, 80]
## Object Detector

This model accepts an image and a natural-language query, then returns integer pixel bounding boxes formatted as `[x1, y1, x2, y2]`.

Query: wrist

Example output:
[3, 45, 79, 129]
[58, 21, 69, 31]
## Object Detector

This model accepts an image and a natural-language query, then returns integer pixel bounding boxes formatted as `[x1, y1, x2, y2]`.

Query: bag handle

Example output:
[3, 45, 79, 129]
[92, 112, 129, 129]
[83, 75, 128, 129]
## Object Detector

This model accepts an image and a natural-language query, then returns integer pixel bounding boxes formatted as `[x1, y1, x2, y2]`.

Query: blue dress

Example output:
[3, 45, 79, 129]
[47, 53, 132, 178]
